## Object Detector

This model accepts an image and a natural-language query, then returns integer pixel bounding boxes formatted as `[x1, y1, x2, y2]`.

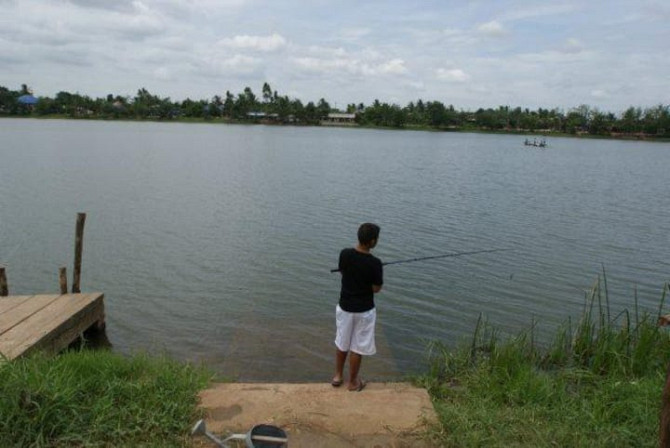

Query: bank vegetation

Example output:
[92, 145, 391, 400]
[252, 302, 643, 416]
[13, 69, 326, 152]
[419, 278, 670, 447]
[1, 278, 669, 446]
[2, 83, 669, 139]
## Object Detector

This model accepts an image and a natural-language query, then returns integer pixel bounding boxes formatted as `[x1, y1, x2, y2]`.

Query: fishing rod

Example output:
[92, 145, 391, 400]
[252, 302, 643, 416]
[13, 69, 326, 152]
[330, 248, 511, 273]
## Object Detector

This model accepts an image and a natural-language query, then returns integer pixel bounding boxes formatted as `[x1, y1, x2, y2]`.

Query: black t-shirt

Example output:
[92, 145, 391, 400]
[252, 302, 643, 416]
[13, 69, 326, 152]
[338, 248, 383, 313]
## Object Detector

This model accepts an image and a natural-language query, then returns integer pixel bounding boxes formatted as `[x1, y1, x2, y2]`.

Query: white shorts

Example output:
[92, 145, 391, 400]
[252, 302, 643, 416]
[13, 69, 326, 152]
[334, 305, 377, 356]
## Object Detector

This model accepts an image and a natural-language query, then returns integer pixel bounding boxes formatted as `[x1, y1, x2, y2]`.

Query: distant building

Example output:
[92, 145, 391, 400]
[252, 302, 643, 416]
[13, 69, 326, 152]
[247, 111, 280, 122]
[327, 113, 356, 122]
[322, 112, 357, 126]
[18, 94, 38, 105]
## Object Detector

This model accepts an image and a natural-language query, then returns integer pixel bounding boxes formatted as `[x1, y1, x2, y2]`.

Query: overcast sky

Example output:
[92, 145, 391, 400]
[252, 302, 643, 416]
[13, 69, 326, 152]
[2, 0, 668, 112]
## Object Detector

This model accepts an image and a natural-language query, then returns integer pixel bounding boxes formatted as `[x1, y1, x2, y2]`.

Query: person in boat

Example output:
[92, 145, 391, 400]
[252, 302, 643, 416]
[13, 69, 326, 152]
[332, 223, 383, 392]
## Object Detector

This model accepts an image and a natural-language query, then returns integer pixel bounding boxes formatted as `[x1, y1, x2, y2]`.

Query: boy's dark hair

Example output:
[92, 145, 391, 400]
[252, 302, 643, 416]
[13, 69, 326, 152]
[358, 223, 380, 245]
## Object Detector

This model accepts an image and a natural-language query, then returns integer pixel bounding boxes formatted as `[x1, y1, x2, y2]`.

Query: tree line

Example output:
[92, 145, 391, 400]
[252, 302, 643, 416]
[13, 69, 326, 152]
[1, 83, 668, 137]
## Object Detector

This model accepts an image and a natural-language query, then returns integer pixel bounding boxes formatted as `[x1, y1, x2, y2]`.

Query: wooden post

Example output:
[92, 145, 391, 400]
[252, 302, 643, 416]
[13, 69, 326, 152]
[72, 213, 86, 293]
[59, 267, 68, 294]
[0, 267, 7, 296]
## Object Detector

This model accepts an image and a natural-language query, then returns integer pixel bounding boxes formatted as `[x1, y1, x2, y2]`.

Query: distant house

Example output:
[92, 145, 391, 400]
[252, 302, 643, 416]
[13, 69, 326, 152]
[246, 111, 281, 122]
[18, 94, 38, 106]
[322, 112, 357, 126]
[327, 113, 356, 122]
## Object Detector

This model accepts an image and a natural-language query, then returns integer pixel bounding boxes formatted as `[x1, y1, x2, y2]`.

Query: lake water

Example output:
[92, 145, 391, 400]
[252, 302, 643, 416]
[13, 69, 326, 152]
[1, 119, 669, 381]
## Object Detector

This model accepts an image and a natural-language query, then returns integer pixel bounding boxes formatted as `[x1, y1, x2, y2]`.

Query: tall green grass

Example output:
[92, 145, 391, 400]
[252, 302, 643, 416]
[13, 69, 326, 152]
[0, 350, 212, 447]
[420, 278, 670, 447]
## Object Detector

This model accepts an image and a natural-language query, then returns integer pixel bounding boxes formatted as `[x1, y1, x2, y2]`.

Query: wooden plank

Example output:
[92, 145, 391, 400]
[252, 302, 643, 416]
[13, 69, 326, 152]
[0, 267, 7, 296]
[0, 293, 104, 360]
[0, 295, 63, 336]
[72, 213, 86, 293]
[0, 295, 36, 315]
[0, 293, 101, 359]
[59, 267, 68, 294]
[39, 297, 104, 356]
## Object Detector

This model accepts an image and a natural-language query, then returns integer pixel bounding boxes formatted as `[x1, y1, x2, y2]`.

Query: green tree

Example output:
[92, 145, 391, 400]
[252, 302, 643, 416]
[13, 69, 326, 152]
[317, 98, 331, 119]
[620, 107, 642, 134]
[0, 86, 19, 114]
[132, 88, 175, 119]
[262, 82, 273, 105]
[210, 95, 223, 117]
[304, 101, 318, 124]
[588, 109, 613, 135]
[642, 105, 670, 136]
[223, 91, 235, 118]
[34, 97, 57, 115]
[425, 101, 446, 127]
[243, 87, 257, 108]
[290, 98, 304, 122]
[564, 105, 589, 134]
[275, 95, 291, 122]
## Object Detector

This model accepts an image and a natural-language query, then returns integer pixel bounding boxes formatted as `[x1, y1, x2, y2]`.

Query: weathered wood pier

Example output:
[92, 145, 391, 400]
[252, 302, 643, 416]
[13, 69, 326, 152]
[0, 213, 107, 361]
[0, 293, 104, 360]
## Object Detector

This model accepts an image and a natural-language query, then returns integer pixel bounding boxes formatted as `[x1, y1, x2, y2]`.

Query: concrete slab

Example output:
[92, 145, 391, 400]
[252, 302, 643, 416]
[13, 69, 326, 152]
[197, 382, 439, 447]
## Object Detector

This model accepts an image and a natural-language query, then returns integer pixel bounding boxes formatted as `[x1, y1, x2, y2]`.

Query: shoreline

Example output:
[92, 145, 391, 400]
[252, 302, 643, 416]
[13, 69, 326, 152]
[2, 115, 668, 143]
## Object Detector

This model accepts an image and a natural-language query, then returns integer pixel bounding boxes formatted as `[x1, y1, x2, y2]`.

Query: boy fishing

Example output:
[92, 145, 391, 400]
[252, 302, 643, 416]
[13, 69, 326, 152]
[331, 223, 383, 392]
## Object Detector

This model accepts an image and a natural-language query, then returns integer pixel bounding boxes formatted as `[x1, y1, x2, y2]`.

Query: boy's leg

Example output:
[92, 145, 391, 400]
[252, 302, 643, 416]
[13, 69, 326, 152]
[348, 352, 363, 390]
[333, 349, 347, 384]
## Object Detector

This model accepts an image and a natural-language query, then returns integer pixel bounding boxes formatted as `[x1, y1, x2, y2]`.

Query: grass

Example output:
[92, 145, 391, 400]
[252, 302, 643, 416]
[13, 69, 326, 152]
[3, 276, 669, 447]
[0, 350, 212, 447]
[418, 277, 670, 447]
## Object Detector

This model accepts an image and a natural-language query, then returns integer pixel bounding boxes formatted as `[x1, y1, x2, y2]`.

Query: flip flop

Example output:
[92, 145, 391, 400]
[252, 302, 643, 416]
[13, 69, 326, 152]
[348, 379, 366, 392]
[331, 379, 343, 387]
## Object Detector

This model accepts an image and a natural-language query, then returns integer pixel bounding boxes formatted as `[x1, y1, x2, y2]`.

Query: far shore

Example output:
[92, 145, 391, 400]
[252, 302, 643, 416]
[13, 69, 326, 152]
[2, 115, 668, 143]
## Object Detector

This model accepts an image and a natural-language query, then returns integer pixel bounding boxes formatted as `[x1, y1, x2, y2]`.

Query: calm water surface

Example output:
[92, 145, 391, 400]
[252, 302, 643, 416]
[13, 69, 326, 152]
[1, 119, 669, 381]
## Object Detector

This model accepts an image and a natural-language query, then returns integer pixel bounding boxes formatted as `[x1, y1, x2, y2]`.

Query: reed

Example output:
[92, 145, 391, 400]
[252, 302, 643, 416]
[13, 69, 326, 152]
[0, 350, 212, 447]
[420, 278, 670, 447]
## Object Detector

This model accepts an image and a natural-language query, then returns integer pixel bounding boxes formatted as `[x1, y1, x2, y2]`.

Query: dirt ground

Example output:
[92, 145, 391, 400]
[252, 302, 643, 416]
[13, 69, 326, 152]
[193, 382, 440, 447]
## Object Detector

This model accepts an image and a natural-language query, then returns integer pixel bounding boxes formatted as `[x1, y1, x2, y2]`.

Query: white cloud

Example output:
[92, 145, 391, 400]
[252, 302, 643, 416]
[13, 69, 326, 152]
[218, 34, 287, 52]
[559, 38, 584, 54]
[378, 59, 407, 75]
[66, 0, 136, 12]
[516, 48, 592, 64]
[0, 0, 666, 110]
[340, 27, 371, 40]
[591, 89, 609, 99]
[640, 1, 670, 21]
[405, 80, 425, 91]
[153, 66, 173, 80]
[102, 11, 168, 40]
[477, 20, 507, 37]
[442, 28, 477, 47]
[436, 68, 470, 82]
[292, 56, 407, 77]
[306, 46, 347, 57]
[219, 54, 261, 72]
[194, 54, 262, 78]
[500, 4, 577, 22]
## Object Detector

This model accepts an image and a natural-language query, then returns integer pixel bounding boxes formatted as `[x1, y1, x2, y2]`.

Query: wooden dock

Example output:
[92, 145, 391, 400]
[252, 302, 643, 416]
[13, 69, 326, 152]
[0, 293, 104, 361]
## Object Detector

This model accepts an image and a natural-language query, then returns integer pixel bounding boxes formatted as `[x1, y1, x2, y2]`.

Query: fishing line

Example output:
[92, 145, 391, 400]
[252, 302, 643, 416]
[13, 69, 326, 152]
[330, 248, 511, 273]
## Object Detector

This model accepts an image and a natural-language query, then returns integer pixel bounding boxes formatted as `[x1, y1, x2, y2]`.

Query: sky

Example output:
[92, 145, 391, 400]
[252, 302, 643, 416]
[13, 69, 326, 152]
[1, 0, 668, 112]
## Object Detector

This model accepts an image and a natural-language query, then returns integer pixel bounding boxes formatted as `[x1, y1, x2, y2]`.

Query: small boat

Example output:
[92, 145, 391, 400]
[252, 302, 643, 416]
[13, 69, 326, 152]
[524, 138, 547, 148]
